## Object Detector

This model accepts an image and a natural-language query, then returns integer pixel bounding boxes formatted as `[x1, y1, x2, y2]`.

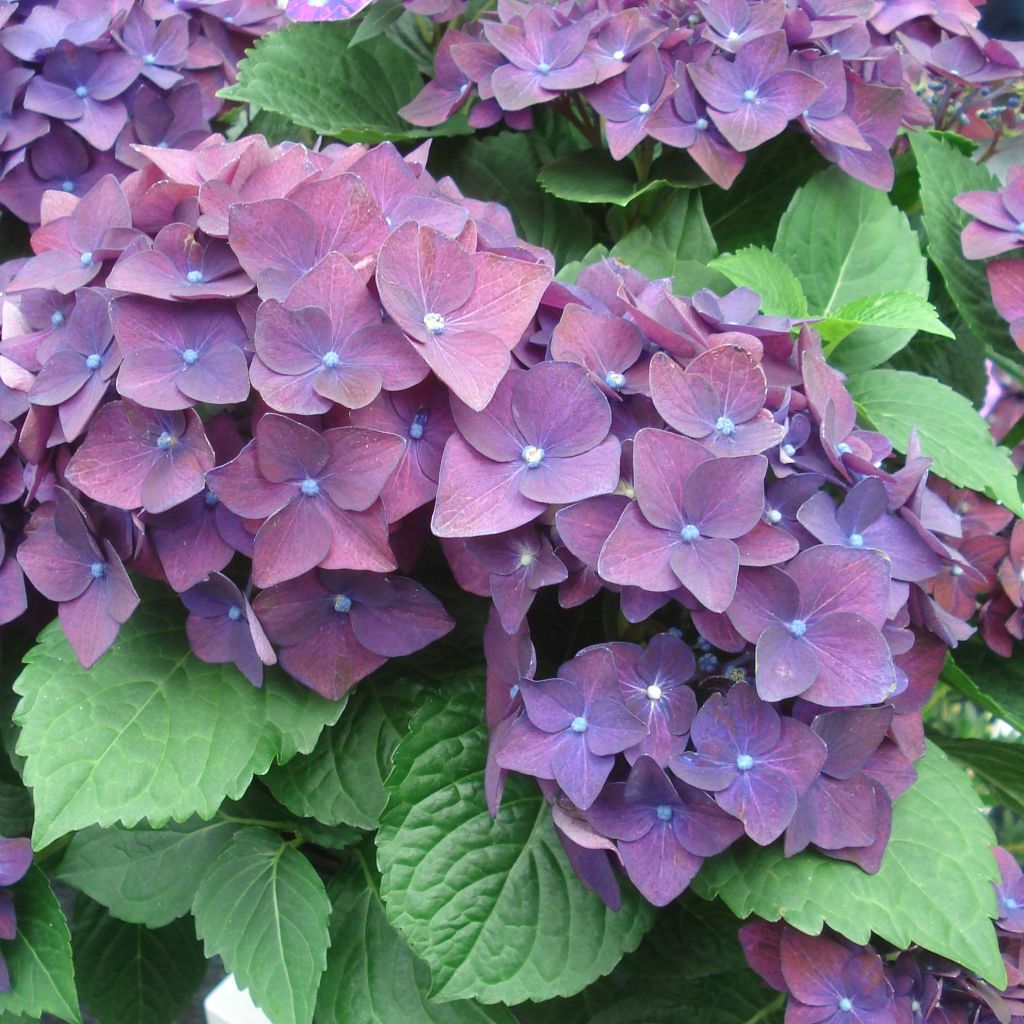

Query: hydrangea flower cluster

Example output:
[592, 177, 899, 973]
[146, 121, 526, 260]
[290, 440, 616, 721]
[0, 837, 31, 993]
[389, 0, 1024, 190]
[0, 129, 1019, 911]
[0, 0, 280, 224]
[285, 0, 466, 26]
[739, 846, 1024, 1024]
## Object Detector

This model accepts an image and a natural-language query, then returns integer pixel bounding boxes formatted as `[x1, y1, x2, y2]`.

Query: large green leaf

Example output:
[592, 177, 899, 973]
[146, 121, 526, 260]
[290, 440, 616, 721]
[817, 292, 953, 348]
[846, 369, 1022, 514]
[0, 867, 79, 1023]
[58, 817, 242, 928]
[14, 586, 344, 848]
[709, 246, 809, 317]
[193, 827, 331, 1024]
[942, 648, 1024, 734]
[220, 22, 469, 143]
[376, 681, 653, 1005]
[909, 130, 1020, 360]
[693, 742, 1005, 986]
[73, 898, 206, 1024]
[431, 131, 594, 266]
[267, 675, 426, 830]
[933, 737, 1024, 818]
[316, 844, 514, 1024]
[774, 166, 929, 371]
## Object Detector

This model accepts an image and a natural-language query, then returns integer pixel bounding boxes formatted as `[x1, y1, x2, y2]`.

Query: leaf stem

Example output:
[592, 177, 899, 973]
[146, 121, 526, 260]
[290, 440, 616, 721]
[744, 992, 786, 1024]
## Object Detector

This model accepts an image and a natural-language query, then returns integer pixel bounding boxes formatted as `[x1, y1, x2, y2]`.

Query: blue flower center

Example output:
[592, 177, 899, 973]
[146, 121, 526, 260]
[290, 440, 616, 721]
[656, 804, 673, 821]
[409, 410, 428, 440]
[204, 490, 219, 506]
[80, 251, 94, 266]
[788, 619, 808, 637]
[143, 53, 156, 64]
[782, 442, 796, 457]
[848, 532, 864, 547]
[1017, 222, 1024, 234]
[836, 441, 852, 455]
[1006, 897, 1021, 910]
[522, 445, 545, 468]
[156, 431, 176, 450]
[736, 753, 754, 771]
[767, 509, 782, 524]
[950, 565, 964, 576]
[50, 311, 64, 325]
[646, 684, 662, 701]
[90, 562, 105, 579]
[839, 999, 853, 1013]
[186, 270, 204, 284]
[680, 524, 700, 542]
[714, 415, 736, 436]
[321, 351, 340, 369]
[227, 605, 242, 621]
[61, 179, 74, 192]
[605, 370, 627, 390]
[300, 478, 320, 497]
[695, 117, 709, 130]
[423, 312, 445, 334]
[698, 653, 719, 672]
[333, 594, 352, 613]
[75, 85, 88, 98]
[182, 348, 199, 366]
[85, 353, 102, 370]
[509, 683, 520, 699]
[570, 716, 588, 733]
[742, 88, 758, 102]
[537, 62, 551, 74]
[638, 102, 651, 114]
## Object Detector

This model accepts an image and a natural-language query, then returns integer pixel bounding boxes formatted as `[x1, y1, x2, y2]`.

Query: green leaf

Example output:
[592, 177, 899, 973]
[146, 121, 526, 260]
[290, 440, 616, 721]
[846, 368, 1022, 514]
[0, 867, 79, 1023]
[0, 754, 31, 838]
[909, 130, 1019, 360]
[220, 22, 470, 143]
[709, 246, 809, 318]
[73, 898, 206, 1024]
[693, 742, 1005, 986]
[817, 292, 954, 348]
[932, 738, 1024, 818]
[316, 844, 514, 1024]
[702, 134, 824, 252]
[266, 675, 426, 830]
[193, 827, 331, 1024]
[430, 132, 595, 266]
[376, 680, 653, 1005]
[942, 648, 1024, 734]
[774, 166, 929, 371]
[14, 584, 344, 848]
[610, 191, 729, 295]
[538, 149, 705, 207]
[58, 817, 241, 928]
[349, 0, 404, 44]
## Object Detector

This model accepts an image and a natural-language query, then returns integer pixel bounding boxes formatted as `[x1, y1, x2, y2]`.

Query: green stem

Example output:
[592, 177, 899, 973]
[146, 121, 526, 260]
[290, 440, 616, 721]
[218, 815, 303, 831]
[632, 137, 655, 185]
[744, 993, 787, 1024]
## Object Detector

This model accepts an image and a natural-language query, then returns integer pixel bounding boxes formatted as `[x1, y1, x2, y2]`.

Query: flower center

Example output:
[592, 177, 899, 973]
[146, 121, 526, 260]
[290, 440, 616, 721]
[182, 348, 199, 366]
[300, 478, 320, 496]
[186, 269, 204, 284]
[836, 441, 852, 455]
[848, 532, 864, 547]
[519, 551, 535, 567]
[699, 652, 719, 672]
[736, 753, 754, 771]
[950, 565, 964, 576]
[50, 311, 64, 325]
[656, 804, 673, 821]
[75, 84, 88, 98]
[1017, 222, 1024, 234]
[604, 370, 627, 390]
[714, 415, 736, 436]
[839, 999, 853, 1013]
[695, 117, 709, 130]
[333, 594, 352, 613]
[85, 353, 102, 370]
[742, 88, 758, 102]
[727, 29, 740, 40]
[423, 312, 445, 334]
[80, 251, 94, 266]
[767, 509, 782, 524]
[782, 442, 796, 457]
[321, 351, 340, 368]
[61, 179, 74, 192]
[570, 716, 588, 733]
[680, 524, 700, 542]
[646, 684, 662, 701]
[204, 490, 219, 506]
[143, 52, 156, 64]
[156, 431, 177, 450]
[788, 619, 807, 637]
[522, 445, 545, 467]
[227, 605, 242, 621]
[638, 102, 651, 114]
[612, 48, 625, 59]
[409, 410, 429, 440]
[537, 62, 551, 74]
[509, 683, 519, 699]
[90, 562, 105, 579]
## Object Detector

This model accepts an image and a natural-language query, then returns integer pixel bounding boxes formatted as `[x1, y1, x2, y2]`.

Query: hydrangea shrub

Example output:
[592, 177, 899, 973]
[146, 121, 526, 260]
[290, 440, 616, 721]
[0, 1, 1019, 1022]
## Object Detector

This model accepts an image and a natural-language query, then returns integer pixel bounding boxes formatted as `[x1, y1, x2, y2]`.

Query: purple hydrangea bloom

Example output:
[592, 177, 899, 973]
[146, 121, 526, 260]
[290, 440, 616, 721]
[254, 568, 453, 700]
[0, 836, 31, 991]
[495, 646, 647, 809]
[987, 260, 1024, 352]
[181, 571, 275, 687]
[698, 0, 786, 52]
[586, 754, 743, 905]
[432, 361, 621, 537]
[207, 414, 403, 588]
[399, 28, 473, 127]
[598, 428, 769, 612]
[957, 168, 1024, 260]
[995, 846, 1024, 933]
[670, 682, 826, 844]
[17, 488, 139, 666]
[726, 545, 898, 705]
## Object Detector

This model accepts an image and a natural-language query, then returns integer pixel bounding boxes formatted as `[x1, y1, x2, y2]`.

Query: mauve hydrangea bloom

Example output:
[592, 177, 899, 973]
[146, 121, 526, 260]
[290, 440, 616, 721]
[987, 259, 1024, 352]
[670, 682, 826, 844]
[957, 166, 1024, 260]
[0, 0, 279, 224]
[0, 836, 32, 992]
